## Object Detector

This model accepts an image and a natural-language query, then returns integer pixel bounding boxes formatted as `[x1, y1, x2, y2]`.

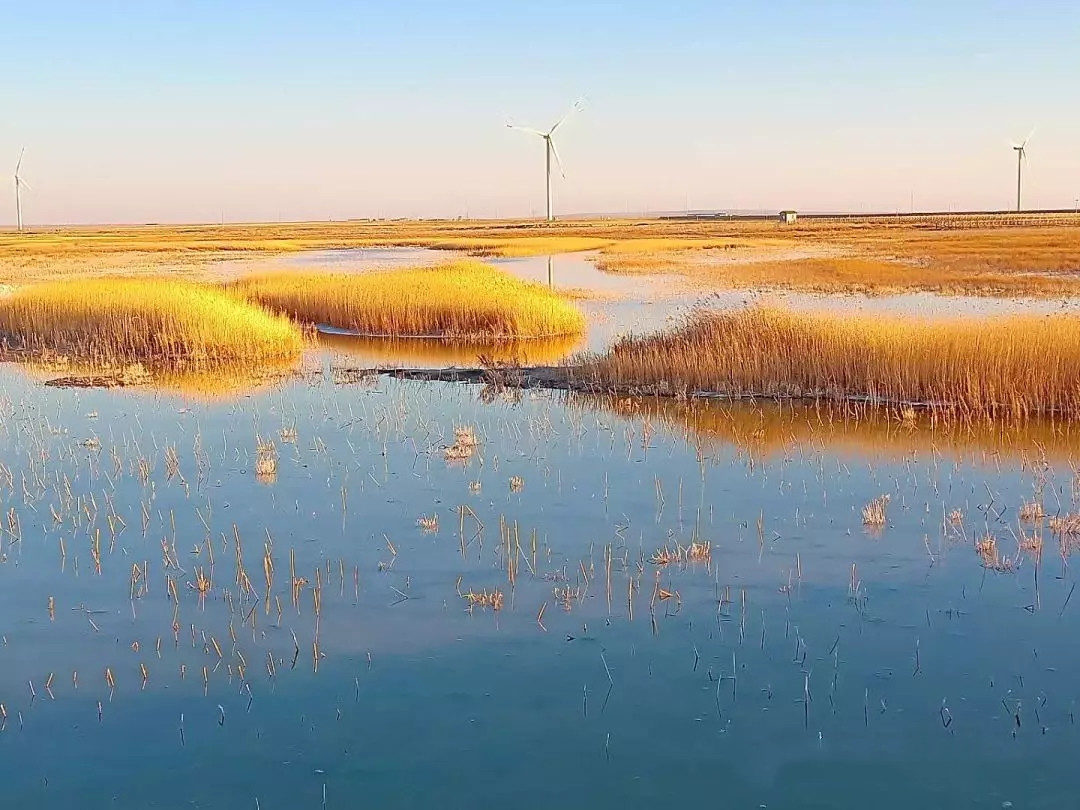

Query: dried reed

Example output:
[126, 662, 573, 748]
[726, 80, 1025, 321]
[581, 306, 1080, 419]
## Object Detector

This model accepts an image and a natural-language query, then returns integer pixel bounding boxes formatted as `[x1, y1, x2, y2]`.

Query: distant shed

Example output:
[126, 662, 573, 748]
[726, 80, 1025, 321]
[778, 210, 798, 224]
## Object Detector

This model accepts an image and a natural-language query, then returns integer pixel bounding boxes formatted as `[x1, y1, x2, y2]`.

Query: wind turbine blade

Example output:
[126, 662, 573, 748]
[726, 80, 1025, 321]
[549, 139, 566, 179]
[507, 123, 547, 137]
[17, 177, 30, 191]
[547, 98, 585, 136]
[14, 147, 24, 175]
[1022, 127, 1037, 147]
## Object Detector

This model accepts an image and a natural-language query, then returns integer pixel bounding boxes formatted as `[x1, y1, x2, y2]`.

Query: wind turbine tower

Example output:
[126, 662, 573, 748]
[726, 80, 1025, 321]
[13, 149, 30, 232]
[1011, 130, 1034, 213]
[507, 99, 584, 222]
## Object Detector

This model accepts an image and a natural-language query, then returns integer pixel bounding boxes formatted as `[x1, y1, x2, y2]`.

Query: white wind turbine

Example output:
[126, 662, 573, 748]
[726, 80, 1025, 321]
[1010, 129, 1034, 213]
[14, 148, 30, 232]
[507, 99, 584, 222]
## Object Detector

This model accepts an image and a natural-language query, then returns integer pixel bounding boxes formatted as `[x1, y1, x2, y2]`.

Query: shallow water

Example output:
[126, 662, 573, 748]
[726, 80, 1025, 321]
[1, 365, 1078, 808]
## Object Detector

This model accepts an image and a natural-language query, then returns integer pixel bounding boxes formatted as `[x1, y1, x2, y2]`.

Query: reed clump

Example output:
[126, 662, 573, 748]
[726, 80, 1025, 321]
[444, 426, 479, 463]
[232, 261, 585, 340]
[580, 306, 1080, 420]
[461, 587, 504, 611]
[862, 494, 890, 526]
[649, 540, 711, 566]
[1018, 501, 1045, 522]
[0, 278, 302, 366]
[975, 533, 1012, 571]
[254, 437, 278, 484]
[1049, 514, 1080, 536]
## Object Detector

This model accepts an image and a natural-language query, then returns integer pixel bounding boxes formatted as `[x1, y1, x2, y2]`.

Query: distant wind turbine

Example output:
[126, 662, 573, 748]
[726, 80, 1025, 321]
[507, 99, 585, 222]
[1011, 129, 1035, 213]
[13, 148, 29, 232]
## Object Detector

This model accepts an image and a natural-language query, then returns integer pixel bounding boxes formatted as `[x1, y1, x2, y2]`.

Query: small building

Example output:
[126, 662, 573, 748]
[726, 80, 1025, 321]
[778, 210, 798, 224]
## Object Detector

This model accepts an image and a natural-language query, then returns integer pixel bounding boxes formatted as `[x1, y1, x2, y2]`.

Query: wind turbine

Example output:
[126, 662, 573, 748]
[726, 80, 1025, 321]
[507, 99, 584, 222]
[13, 148, 29, 232]
[1011, 129, 1034, 213]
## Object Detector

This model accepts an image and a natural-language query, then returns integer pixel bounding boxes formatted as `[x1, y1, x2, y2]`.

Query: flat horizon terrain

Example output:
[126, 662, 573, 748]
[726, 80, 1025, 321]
[4, 213, 1080, 297]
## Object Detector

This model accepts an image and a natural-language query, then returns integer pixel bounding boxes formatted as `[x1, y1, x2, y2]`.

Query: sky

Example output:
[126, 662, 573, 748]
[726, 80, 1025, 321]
[1, 0, 1079, 224]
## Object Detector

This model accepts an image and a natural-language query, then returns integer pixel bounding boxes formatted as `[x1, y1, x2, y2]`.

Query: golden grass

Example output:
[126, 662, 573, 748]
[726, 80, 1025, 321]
[254, 437, 278, 485]
[1018, 501, 1045, 522]
[444, 426, 480, 463]
[861, 495, 890, 526]
[233, 261, 585, 340]
[0, 278, 303, 367]
[649, 540, 711, 566]
[580, 306, 1080, 419]
[587, 221, 1080, 297]
[597, 252, 1080, 297]
[5, 217, 1080, 299]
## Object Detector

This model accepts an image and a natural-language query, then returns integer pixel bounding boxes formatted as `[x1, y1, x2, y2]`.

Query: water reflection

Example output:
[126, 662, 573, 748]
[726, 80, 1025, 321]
[318, 330, 583, 368]
[574, 391, 1080, 461]
[9, 355, 301, 399]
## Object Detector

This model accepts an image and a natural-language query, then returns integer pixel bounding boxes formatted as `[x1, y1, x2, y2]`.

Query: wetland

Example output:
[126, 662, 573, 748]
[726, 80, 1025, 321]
[3, 219, 1080, 808]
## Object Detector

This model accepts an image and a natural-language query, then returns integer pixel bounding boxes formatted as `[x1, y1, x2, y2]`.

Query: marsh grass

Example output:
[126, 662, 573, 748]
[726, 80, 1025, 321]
[254, 438, 278, 484]
[0, 278, 302, 367]
[580, 306, 1080, 419]
[1049, 514, 1080, 536]
[1019, 501, 1046, 522]
[591, 224, 1080, 297]
[443, 425, 480, 463]
[460, 587, 504, 611]
[861, 495, 890, 526]
[975, 533, 1013, 571]
[7, 217, 1080, 299]
[596, 253, 1080, 297]
[233, 261, 585, 340]
[649, 540, 711, 566]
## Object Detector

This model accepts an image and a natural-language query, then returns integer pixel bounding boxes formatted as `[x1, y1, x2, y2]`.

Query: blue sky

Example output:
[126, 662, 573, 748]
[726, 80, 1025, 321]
[2, 1, 1079, 223]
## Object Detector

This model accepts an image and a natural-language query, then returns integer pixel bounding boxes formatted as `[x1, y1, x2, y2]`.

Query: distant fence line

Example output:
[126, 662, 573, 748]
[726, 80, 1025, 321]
[806, 212, 1080, 229]
[657, 210, 1080, 229]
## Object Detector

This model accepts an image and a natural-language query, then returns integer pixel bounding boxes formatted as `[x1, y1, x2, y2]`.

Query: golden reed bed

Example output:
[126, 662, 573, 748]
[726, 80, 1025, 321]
[581, 306, 1080, 420]
[0, 278, 302, 365]
[232, 261, 585, 339]
[0, 263, 584, 390]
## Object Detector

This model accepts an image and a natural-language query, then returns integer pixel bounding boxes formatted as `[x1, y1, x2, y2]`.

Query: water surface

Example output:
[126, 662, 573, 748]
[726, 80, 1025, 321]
[0, 368, 1077, 808]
